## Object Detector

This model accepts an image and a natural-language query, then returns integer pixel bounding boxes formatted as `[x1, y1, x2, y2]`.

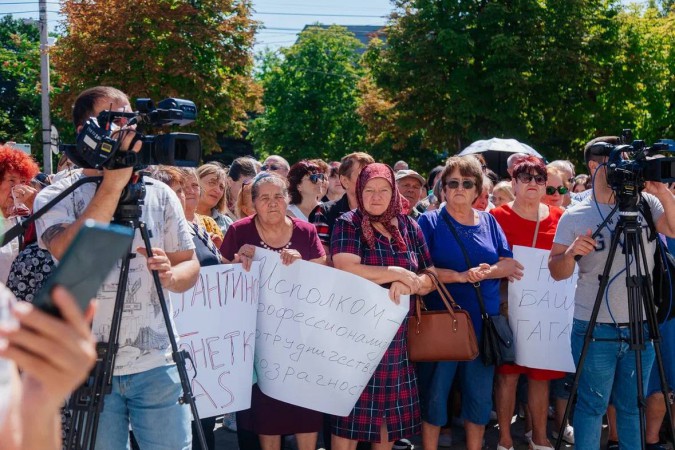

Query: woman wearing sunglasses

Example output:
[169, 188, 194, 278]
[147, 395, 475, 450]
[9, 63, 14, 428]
[542, 166, 569, 209]
[416, 156, 523, 450]
[490, 156, 567, 450]
[286, 160, 325, 222]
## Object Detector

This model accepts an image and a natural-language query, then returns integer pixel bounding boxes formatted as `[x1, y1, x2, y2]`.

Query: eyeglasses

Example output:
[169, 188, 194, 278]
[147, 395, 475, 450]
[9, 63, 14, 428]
[516, 173, 547, 185]
[308, 173, 326, 184]
[262, 164, 281, 172]
[546, 185, 569, 195]
[445, 179, 476, 190]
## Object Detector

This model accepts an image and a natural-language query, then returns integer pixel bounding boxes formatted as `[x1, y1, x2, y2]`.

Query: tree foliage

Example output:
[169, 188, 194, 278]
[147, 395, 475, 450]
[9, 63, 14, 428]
[360, 0, 633, 171]
[0, 16, 41, 147]
[52, 0, 260, 153]
[248, 25, 367, 162]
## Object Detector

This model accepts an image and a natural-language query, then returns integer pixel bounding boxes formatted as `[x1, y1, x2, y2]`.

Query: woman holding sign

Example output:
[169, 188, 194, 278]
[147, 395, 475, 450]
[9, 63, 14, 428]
[220, 172, 327, 450]
[416, 156, 522, 450]
[330, 163, 435, 450]
[490, 156, 566, 450]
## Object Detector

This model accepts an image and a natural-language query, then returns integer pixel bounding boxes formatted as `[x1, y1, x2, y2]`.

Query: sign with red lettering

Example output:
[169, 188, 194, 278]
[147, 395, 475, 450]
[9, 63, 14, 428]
[253, 248, 409, 416]
[172, 263, 260, 418]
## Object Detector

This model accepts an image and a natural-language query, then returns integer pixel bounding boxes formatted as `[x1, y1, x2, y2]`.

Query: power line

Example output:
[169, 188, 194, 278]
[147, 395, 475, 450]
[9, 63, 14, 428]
[255, 11, 386, 18]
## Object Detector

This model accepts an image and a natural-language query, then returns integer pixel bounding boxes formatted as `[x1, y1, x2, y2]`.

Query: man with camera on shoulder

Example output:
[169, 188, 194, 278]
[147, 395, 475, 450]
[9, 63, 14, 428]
[548, 136, 675, 449]
[34, 86, 200, 449]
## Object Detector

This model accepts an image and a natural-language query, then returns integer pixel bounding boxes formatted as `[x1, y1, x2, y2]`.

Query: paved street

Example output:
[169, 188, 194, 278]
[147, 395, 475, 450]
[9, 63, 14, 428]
[213, 415, 582, 449]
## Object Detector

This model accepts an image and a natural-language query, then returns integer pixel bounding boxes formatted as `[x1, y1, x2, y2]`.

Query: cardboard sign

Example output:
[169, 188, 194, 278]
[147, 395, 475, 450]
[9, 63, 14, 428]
[508, 246, 578, 372]
[253, 248, 409, 416]
[172, 263, 260, 418]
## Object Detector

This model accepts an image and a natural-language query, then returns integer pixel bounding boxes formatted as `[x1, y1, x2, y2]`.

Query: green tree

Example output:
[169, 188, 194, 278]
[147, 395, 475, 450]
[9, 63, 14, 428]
[52, 0, 260, 153]
[248, 25, 367, 162]
[360, 0, 624, 172]
[0, 16, 41, 147]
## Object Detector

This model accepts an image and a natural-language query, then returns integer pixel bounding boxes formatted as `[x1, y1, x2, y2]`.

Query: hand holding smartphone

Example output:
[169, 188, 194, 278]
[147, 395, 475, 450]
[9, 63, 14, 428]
[32, 220, 134, 316]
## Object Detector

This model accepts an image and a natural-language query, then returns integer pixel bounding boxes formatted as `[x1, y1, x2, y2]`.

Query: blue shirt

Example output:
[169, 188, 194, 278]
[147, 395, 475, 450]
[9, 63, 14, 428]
[418, 207, 512, 333]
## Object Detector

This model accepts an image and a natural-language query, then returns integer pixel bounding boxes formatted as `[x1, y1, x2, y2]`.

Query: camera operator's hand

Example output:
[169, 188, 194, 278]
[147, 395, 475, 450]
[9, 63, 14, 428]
[136, 247, 176, 290]
[565, 229, 596, 259]
[99, 128, 143, 193]
[644, 180, 673, 198]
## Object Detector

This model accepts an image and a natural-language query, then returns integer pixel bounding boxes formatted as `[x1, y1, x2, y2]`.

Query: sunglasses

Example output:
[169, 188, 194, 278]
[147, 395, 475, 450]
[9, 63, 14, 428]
[445, 179, 476, 190]
[516, 173, 547, 185]
[308, 173, 326, 183]
[262, 164, 281, 171]
[546, 185, 569, 195]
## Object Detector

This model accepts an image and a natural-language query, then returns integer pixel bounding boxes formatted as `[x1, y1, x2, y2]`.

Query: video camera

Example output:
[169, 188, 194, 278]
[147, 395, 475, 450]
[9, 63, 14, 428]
[589, 130, 675, 212]
[63, 98, 202, 170]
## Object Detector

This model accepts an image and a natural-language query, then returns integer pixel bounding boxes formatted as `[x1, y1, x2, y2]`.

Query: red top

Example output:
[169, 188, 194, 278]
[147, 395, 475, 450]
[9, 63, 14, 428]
[490, 203, 564, 250]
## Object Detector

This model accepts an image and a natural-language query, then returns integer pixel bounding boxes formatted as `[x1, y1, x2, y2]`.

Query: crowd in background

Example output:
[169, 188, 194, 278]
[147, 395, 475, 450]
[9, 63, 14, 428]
[1, 136, 675, 450]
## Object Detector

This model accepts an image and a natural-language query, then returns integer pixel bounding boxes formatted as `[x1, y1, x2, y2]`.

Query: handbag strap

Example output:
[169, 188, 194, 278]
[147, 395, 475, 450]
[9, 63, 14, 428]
[531, 207, 540, 248]
[416, 270, 459, 318]
[440, 209, 490, 319]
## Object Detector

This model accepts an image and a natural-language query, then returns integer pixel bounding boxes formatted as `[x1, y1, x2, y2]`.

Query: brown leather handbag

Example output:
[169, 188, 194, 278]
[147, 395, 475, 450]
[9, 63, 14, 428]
[407, 271, 479, 362]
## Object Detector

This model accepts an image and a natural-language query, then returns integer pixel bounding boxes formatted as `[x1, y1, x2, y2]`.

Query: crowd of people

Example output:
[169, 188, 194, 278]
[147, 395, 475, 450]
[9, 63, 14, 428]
[1, 85, 675, 450]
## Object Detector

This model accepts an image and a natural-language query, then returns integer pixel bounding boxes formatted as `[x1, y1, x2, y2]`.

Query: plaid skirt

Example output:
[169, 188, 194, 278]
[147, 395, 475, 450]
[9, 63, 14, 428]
[331, 320, 420, 442]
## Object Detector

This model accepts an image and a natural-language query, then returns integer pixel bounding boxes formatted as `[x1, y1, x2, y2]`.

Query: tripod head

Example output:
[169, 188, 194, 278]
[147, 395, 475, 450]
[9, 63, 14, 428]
[113, 171, 148, 224]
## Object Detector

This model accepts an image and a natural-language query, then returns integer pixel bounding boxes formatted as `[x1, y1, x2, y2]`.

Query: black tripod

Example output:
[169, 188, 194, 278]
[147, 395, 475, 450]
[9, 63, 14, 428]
[63, 174, 207, 449]
[555, 199, 675, 450]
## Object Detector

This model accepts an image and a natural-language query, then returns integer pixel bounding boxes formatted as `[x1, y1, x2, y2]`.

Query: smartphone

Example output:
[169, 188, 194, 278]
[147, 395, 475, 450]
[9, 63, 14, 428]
[32, 220, 135, 316]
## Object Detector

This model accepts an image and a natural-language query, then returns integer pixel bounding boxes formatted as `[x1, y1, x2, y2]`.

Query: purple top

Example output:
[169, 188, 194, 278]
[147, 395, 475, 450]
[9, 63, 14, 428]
[220, 215, 325, 261]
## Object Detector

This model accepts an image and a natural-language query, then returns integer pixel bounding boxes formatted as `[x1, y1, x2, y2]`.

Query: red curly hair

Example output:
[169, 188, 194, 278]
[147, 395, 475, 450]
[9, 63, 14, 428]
[0, 145, 40, 182]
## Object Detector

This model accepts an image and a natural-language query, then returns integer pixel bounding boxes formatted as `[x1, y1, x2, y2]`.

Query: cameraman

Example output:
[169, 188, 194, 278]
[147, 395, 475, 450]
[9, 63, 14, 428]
[34, 86, 199, 449]
[549, 136, 675, 449]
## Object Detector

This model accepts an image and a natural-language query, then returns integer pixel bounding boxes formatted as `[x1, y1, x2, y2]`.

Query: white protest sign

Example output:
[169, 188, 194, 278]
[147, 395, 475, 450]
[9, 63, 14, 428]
[508, 246, 578, 372]
[172, 263, 260, 418]
[253, 248, 409, 416]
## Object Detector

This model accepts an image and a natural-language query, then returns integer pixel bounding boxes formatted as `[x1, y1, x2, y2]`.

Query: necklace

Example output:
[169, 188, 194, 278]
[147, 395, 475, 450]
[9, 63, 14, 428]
[256, 217, 292, 253]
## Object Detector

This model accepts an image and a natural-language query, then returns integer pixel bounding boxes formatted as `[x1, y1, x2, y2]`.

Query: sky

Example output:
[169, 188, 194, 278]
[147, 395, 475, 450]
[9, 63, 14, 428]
[0, 0, 394, 53]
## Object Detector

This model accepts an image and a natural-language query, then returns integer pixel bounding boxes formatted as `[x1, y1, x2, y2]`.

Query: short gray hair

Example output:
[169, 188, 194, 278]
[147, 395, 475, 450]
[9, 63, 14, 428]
[251, 172, 289, 202]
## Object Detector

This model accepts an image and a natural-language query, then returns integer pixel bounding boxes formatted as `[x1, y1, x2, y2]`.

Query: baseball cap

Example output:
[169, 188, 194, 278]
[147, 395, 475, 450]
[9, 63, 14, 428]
[395, 169, 425, 185]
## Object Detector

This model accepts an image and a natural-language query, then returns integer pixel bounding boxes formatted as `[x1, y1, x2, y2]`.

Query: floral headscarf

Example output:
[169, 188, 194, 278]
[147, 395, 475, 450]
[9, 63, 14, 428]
[355, 163, 408, 252]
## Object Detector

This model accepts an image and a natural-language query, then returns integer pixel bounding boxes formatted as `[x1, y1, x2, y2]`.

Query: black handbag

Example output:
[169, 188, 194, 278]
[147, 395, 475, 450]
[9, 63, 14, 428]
[441, 210, 515, 366]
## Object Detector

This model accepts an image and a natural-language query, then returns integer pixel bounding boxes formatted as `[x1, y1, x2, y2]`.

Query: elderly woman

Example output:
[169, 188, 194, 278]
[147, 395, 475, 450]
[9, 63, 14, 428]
[330, 163, 435, 450]
[286, 160, 325, 222]
[219, 172, 326, 450]
[489, 156, 566, 450]
[416, 156, 523, 450]
[196, 163, 234, 235]
[542, 166, 568, 209]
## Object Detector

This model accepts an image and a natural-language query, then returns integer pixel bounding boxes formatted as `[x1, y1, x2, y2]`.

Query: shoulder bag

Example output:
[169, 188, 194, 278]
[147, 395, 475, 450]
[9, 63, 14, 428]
[441, 210, 515, 366]
[407, 270, 479, 362]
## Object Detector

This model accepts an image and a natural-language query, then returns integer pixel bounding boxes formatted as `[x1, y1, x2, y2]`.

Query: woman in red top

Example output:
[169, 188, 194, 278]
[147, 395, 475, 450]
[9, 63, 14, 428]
[490, 156, 565, 450]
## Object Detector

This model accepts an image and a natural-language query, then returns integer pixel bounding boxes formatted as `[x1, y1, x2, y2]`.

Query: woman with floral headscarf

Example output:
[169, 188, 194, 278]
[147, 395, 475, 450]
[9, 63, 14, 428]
[330, 163, 435, 449]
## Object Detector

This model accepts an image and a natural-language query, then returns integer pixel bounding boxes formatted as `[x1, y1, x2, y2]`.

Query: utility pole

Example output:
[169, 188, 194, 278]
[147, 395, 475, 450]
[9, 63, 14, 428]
[39, 0, 53, 174]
